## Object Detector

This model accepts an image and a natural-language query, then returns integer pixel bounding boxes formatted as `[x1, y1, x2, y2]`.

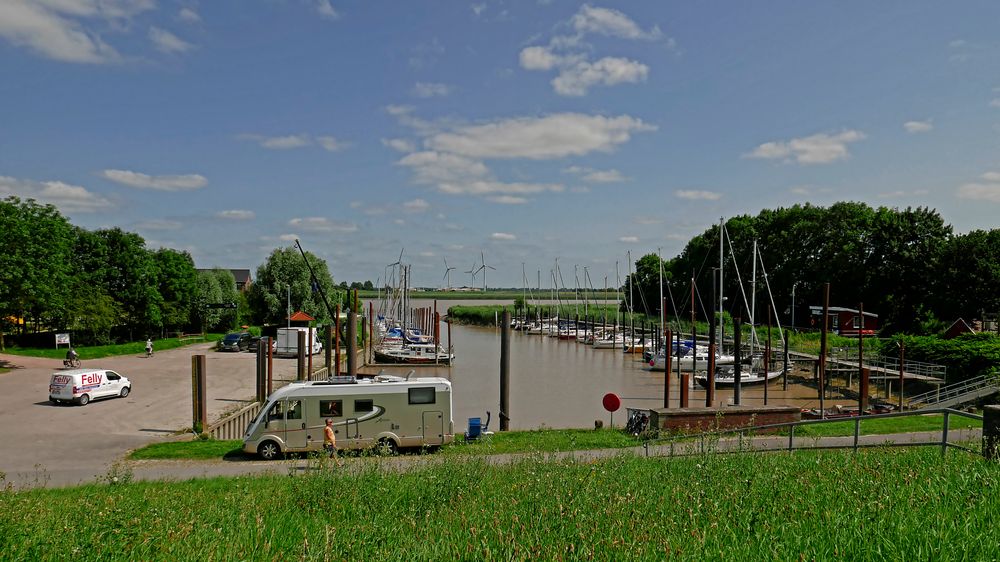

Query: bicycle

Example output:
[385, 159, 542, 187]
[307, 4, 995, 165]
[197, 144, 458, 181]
[63, 357, 81, 369]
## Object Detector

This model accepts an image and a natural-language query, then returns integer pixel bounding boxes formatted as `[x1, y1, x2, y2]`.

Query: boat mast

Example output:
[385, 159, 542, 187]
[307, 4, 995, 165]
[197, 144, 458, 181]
[627, 250, 634, 340]
[718, 217, 724, 353]
[751, 239, 759, 365]
[658, 247, 664, 348]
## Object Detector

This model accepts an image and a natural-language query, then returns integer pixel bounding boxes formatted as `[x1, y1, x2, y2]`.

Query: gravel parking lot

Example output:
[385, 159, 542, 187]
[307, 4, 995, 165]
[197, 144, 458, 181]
[0, 343, 300, 489]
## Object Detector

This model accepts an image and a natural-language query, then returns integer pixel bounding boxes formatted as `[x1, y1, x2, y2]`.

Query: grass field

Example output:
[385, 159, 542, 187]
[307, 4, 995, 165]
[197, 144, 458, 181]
[1, 334, 223, 360]
[2, 446, 997, 560]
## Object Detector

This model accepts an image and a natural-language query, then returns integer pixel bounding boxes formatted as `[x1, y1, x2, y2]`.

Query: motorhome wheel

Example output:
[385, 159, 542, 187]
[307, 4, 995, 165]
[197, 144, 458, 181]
[258, 441, 282, 461]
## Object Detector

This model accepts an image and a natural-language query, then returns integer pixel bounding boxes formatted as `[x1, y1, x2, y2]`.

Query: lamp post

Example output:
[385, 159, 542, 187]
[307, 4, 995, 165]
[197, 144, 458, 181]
[287, 284, 291, 329]
[790, 282, 797, 332]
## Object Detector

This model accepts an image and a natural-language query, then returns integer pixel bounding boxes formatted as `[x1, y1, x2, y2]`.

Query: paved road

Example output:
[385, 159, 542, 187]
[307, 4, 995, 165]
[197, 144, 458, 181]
[0, 344, 300, 489]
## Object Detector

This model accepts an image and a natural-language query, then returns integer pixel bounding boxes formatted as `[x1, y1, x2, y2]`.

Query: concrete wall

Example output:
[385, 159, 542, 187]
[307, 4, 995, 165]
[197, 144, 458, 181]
[649, 405, 801, 434]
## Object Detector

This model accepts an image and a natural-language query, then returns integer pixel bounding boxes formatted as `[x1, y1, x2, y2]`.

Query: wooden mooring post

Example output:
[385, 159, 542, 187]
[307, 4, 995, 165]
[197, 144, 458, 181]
[984, 405, 1000, 460]
[500, 310, 511, 431]
[664, 328, 672, 408]
[296, 330, 306, 381]
[348, 309, 357, 378]
[191, 354, 207, 433]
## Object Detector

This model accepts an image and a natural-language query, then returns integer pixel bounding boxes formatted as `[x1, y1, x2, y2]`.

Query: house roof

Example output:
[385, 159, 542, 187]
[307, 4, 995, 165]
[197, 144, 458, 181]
[808, 306, 878, 318]
[288, 311, 315, 322]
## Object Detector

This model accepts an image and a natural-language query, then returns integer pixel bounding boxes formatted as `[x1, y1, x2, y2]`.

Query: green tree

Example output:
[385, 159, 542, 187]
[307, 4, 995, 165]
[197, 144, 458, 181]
[152, 248, 197, 333]
[191, 270, 223, 332]
[248, 247, 343, 325]
[0, 197, 73, 348]
[212, 268, 239, 331]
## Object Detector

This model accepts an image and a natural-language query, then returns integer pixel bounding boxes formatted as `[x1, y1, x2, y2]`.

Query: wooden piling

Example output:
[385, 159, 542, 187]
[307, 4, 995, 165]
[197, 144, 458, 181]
[296, 330, 306, 381]
[819, 282, 830, 414]
[191, 354, 207, 433]
[859, 302, 868, 412]
[983, 405, 1000, 460]
[680, 374, 690, 408]
[664, 328, 672, 408]
[334, 304, 341, 376]
[348, 310, 357, 378]
[734, 317, 742, 405]
[500, 310, 511, 431]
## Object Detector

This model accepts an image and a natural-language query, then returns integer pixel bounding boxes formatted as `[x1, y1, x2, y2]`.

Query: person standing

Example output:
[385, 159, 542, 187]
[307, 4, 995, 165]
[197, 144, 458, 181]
[323, 419, 343, 467]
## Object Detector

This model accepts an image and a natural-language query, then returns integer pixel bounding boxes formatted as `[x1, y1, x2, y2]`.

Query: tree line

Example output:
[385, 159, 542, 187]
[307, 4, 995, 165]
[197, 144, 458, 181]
[0, 197, 344, 348]
[625, 201, 1000, 335]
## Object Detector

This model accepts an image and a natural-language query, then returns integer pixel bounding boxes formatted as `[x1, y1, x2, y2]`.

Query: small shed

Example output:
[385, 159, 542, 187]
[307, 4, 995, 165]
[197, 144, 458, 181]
[288, 311, 315, 327]
[943, 318, 976, 340]
[808, 306, 878, 337]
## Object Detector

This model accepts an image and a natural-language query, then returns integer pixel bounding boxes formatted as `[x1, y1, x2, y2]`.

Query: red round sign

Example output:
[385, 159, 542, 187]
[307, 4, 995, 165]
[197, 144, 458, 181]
[602, 392, 621, 412]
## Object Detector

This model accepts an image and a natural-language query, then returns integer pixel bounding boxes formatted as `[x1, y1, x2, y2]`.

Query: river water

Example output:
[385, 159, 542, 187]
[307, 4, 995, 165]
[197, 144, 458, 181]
[361, 299, 826, 430]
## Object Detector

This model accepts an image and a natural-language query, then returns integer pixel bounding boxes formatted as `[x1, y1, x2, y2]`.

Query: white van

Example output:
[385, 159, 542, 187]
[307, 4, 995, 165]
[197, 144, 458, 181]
[243, 375, 453, 460]
[275, 327, 323, 358]
[49, 369, 132, 406]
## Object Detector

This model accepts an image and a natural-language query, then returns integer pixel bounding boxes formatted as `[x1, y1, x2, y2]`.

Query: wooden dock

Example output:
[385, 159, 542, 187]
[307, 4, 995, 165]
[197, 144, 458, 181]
[787, 351, 945, 384]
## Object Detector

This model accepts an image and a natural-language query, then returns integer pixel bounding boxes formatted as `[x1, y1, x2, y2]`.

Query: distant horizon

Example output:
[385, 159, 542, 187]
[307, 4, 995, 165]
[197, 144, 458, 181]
[4, 2, 999, 287]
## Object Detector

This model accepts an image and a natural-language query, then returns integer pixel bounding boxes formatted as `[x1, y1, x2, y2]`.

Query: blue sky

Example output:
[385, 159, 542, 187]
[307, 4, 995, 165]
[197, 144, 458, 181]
[3, 1, 1000, 289]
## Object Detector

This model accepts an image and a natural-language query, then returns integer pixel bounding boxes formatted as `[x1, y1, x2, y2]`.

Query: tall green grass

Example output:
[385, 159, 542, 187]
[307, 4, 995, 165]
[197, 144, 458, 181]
[2, 447, 997, 559]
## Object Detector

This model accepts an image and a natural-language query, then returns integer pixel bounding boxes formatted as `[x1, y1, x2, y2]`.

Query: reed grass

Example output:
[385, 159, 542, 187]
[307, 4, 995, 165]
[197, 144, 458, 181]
[2, 447, 997, 560]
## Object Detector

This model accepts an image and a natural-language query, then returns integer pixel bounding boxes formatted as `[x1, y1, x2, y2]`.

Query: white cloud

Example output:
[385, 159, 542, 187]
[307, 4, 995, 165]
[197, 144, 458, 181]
[216, 209, 255, 220]
[398, 151, 490, 185]
[488, 195, 528, 204]
[491, 232, 516, 241]
[471, 4, 486, 17]
[240, 133, 349, 151]
[314, 0, 338, 19]
[260, 134, 311, 149]
[552, 57, 648, 96]
[957, 172, 1000, 202]
[519, 45, 571, 70]
[382, 138, 416, 153]
[571, 5, 661, 40]
[403, 198, 430, 212]
[903, 120, 933, 133]
[178, 7, 200, 23]
[278, 233, 299, 242]
[0, 175, 114, 212]
[413, 82, 452, 98]
[426, 113, 655, 159]
[149, 26, 193, 54]
[990, 99, 1000, 108]
[619, 236, 639, 243]
[289, 217, 358, 232]
[437, 180, 564, 196]
[634, 216, 662, 225]
[135, 219, 182, 230]
[564, 166, 626, 183]
[675, 189, 722, 201]
[745, 130, 866, 165]
[101, 169, 207, 191]
[316, 136, 349, 152]
[949, 39, 967, 48]
[0, 0, 152, 63]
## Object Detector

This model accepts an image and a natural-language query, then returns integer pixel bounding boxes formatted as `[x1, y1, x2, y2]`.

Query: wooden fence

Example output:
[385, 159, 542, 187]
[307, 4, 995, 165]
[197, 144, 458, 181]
[207, 401, 262, 440]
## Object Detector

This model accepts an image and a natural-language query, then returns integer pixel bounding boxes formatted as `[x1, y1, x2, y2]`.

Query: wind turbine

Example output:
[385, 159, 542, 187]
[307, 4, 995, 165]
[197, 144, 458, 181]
[442, 257, 456, 290]
[465, 259, 479, 289]
[476, 251, 496, 291]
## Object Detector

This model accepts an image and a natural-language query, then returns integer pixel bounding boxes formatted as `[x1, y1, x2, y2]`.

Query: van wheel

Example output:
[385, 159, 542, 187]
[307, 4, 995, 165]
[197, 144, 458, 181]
[50, 398, 60, 405]
[120, 386, 130, 398]
[78, 394, 90, 406]
[377, 438, 398, 456]
[258, 441, 282, 461]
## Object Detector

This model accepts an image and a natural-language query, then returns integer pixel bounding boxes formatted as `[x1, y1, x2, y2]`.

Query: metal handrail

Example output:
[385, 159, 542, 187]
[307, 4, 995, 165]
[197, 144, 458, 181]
[641, 407, 983, 459]
[907, 374, 999, 406]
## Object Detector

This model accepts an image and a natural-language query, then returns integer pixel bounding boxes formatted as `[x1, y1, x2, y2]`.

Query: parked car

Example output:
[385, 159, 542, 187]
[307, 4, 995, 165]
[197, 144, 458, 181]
[248, 336, 276, 353]
[49, 369, 131, 406]
[218, 332, 252, 352]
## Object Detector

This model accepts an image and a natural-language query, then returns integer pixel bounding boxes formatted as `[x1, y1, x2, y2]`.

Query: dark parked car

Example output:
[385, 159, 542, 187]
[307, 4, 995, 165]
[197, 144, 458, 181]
[218, 332, 252, 352]
[247, 336, 276, 353]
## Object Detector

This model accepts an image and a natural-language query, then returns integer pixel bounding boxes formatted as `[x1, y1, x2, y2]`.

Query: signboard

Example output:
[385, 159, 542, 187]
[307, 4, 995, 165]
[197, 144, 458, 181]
[602, 392, 621, 413]
[55, 333, 71, 348]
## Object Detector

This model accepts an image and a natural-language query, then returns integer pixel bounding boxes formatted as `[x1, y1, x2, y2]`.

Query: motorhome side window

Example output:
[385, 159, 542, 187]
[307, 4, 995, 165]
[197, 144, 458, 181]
[408, 387, 435, 405]
[267, 402, 283, 421]
[286, 400, 302, 420]
[320, 400, 342, 417]
[354, 399, 373, 413]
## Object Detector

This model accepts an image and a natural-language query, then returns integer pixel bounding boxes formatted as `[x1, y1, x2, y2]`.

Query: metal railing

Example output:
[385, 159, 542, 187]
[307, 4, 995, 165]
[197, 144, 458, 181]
[907, 374, 999, 408]
[831, 348, 947, 380]
[207, 401, 262, 440]
[641, 408, 983, 459]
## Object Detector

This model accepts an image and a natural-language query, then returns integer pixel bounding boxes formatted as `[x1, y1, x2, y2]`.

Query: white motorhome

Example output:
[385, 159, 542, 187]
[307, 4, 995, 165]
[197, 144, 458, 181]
[49, 369, 131, 406]
[275, 327, 323, 358]
[243, 375, 454, 460]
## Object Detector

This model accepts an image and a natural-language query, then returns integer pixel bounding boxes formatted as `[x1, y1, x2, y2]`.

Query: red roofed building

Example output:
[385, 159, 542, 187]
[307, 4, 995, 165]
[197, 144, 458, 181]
[288, 311, 315, 326]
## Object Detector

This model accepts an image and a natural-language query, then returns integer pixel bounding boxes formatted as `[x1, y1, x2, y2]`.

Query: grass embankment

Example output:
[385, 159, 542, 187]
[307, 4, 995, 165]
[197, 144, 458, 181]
[129, 414, 979, 461]
[3, 447, 998, 559]
[1, 334, 223, 360]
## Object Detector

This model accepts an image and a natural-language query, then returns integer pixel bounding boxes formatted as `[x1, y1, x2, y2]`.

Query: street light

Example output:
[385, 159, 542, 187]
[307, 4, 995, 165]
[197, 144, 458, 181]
[790, 282, 798, 332]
